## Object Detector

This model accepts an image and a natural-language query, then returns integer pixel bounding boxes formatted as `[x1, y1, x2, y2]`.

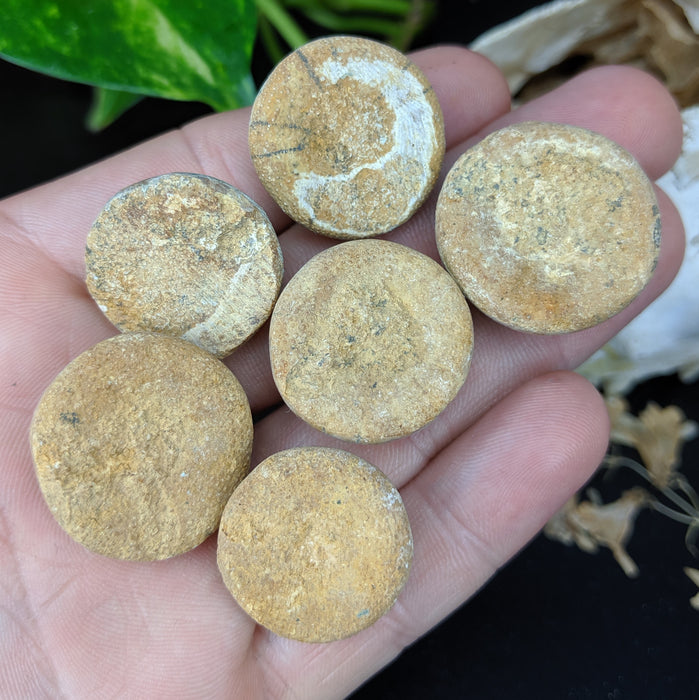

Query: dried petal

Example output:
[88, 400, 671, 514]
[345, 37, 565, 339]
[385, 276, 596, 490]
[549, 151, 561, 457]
[606, 396, 698, 488]
[684, 567, 699, 610]
[635, 402, 698, 488]
[544, 495, 599, 553]
[640, 0, 699, 105]
[470, 0, 640, 96]
[606, 394, 641, 447]
[473, 0, 699, 107]
[568, 488, 649, 577]
[674, 0, 699, 32]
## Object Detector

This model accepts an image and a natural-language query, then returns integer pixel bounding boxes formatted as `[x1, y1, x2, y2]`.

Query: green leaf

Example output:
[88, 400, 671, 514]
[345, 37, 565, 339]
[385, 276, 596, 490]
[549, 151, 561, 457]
[0, 0, 258, 111]
[86, 88, 144, 132]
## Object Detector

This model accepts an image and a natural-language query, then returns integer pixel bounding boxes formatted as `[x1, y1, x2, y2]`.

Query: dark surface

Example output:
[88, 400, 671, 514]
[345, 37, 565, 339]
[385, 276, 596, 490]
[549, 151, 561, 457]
[2, 1, 698, 698]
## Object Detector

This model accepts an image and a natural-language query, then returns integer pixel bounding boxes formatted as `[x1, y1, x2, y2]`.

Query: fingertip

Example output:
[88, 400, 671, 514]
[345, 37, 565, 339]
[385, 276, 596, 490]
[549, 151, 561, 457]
[537, 370, 610, 464]
[411, 45, 511, 146]
[613, 66, 684, 178]
[571, 65, 683, 180]
[473, 369, 611, 542]
[505, 64, 684, 179]
[382, 368, 610, 643]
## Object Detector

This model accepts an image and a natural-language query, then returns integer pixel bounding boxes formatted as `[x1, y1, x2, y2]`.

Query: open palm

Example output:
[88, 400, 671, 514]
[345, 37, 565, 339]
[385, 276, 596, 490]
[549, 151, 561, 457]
[1, 47, 684, 698]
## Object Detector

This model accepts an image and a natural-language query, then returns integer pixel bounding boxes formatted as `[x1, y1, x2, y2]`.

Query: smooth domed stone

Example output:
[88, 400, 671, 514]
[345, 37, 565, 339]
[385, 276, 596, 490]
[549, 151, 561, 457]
[86, 173, 283, 358]
[30, 332, 253, 561]
[216, 446, 413, 642]
[435, 121, 661, 334]
[269, 239, 473, 443]
[249, 35, 445, 239]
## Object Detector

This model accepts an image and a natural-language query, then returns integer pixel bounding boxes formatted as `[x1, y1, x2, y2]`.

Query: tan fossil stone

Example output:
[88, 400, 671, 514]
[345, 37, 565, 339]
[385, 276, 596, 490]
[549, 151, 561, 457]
[216, 446, 412, 642]
[85, 173, 283, 358]
[29, 332, 253, 561]
[249, 35, 445, 239]
[269, 239, 473, 443]
[435, 121, 661, 334]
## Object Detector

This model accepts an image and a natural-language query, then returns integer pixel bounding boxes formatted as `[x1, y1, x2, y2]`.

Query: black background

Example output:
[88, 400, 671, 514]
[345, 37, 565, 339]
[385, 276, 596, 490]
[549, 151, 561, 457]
[2, 1, 698, 698]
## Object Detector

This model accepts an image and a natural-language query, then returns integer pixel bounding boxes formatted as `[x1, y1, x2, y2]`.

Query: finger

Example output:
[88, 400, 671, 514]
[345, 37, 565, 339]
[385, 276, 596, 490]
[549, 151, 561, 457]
[411, 47, 511, 146]
[494, 65, 684, 180]
[259, 371, 609, 698]
[426, 63, 685, 278]
[387, 373, 608, 668]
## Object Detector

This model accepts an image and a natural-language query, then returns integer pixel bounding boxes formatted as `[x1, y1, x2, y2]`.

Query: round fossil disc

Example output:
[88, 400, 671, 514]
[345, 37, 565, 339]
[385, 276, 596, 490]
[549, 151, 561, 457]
[249, 35, 445, 239]
[269, 239, 473, 443]
[435, 121, 661, 334]
[30, 332, 253, 561]
[86, 173, 283, 358]
[216, 446, 413, 642]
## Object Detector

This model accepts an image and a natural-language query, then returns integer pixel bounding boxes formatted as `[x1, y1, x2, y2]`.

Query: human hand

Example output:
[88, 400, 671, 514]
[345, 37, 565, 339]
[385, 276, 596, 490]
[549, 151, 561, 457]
[0, 46, 684, 698]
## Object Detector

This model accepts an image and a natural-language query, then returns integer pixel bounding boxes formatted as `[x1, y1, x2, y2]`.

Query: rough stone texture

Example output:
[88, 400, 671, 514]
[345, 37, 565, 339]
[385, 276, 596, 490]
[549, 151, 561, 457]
[216, 446, 412, 642]
[86, 173, 283, 358]
[436, 121, 661, 334]
[30, 332, 253, 561]
[249, 35, 445, 239]
[269, 239, 473, 443]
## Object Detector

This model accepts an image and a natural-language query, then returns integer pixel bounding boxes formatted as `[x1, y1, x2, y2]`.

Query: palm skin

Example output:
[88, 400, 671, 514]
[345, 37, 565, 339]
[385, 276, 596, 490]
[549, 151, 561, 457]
[0, 46, 685, 698]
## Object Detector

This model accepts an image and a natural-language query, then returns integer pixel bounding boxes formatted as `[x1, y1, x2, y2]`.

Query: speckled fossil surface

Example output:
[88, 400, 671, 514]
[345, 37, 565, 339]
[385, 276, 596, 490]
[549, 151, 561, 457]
[435, 121, 661, 334]
[30, 332, 253, 561]
[216, 446, 413, 642]
[85, 173, 283, 358]
[269, 239, 473, 443]
[249, 35, 445, 238]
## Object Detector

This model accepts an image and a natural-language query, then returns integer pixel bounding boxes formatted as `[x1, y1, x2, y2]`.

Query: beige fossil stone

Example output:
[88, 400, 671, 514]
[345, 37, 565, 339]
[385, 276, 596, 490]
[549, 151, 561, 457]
[216, 446, 412, 642]
[86, 173, 283, 358]
[249, 35, 445, 239]
[435, 121, 660, 334]
[30, 332, 253, 561]
[269, 239, 473, 443]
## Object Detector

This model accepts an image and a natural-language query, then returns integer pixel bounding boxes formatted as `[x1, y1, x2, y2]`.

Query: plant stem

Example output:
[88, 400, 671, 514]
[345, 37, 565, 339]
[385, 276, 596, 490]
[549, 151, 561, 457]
[302, 8, 403, 37]
[273, 0, 431, 50]
[258, 14, 287, 66]
[605, 454, 652, 480]
[675, 475, 699, 510]
[649, 498, 697, 525]
[685, 521, 699, 557]
[657, 481, 697, 519]
[256, 0, 309, 50]
[392, 0, 432, 52]
[287, 0, 413, 15]
[606, 455, 699, 519]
